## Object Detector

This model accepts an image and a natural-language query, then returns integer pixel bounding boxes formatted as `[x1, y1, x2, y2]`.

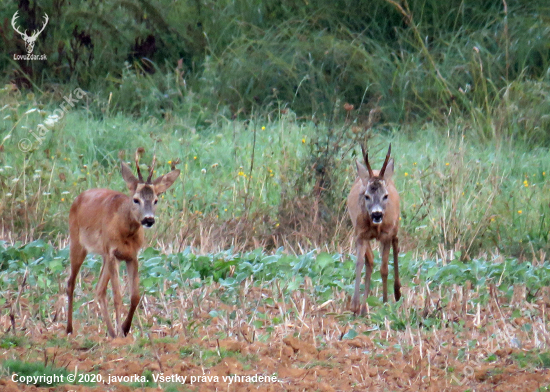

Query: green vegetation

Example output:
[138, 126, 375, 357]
[1, 1, 550, 390]
[2, 240, 550, 309]
[1, 0, 550, 132]
[1, 360, 74, 387]
[1, 102, 549, 256]
[1, 0, 549, 257]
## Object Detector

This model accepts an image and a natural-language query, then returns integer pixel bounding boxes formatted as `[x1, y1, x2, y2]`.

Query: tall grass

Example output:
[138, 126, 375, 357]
[1, 85, 549, 257]
[1, 1, 550, 256]
[1, 0, 549, 137]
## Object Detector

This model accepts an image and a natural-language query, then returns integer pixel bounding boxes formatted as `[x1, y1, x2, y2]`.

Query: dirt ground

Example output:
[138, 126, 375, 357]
[1, 282, 550, 391]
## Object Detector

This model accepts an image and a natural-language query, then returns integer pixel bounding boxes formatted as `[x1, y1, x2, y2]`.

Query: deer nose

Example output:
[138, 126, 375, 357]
[141, 217, 155, 228]
[371, 211, 384, 224]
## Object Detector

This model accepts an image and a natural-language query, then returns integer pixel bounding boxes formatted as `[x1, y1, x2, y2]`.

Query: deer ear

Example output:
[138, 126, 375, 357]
[356, 160, 370, 185]
[153, 170, 180, 195]
[121, 161, 138, 193]
[383, 158, 394, 180]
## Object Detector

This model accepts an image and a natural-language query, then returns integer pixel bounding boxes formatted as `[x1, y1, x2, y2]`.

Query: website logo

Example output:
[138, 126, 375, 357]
[11, 11, 48, 60]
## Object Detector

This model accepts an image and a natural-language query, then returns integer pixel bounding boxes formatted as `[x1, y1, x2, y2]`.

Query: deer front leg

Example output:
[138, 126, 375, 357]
[96, 257, 116, 338]
[108, 256, 123, 337]
[392, 237, 401, 301]
[361, 243, 375, 315]
[121, 258, 141, 336]
[380, 241, 391, 303]
[352, 237, 368, 315]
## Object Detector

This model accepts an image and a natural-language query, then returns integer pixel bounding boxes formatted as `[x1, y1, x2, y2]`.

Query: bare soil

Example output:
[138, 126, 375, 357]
[1, 282, 550, 391]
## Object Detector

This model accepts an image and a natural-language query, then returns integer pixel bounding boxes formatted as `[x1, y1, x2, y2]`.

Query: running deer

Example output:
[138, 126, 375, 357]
[347, 144, 401, 315]
[66, 149, 180, 337]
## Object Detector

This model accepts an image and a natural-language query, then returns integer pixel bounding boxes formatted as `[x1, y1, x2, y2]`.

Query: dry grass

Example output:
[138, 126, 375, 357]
[1, 270, 550, 391]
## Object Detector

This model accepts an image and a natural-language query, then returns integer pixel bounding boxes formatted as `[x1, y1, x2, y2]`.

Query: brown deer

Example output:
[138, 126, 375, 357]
[347, 144, 401, 315]
[66, 149, 180, 337]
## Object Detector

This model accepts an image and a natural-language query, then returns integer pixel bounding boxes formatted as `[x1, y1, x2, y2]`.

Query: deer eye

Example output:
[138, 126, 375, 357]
[133, 198, 140, 204]
[383, 195, 388, 201]
[364, 195, 370, 200]
[154, 199, 158, 205]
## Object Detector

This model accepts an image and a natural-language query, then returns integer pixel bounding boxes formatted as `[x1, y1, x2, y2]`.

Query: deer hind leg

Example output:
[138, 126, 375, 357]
[352, 237, 368, 315]
[380, 241, 391, 303]
[121, 258, 141, 336]
[96, 255, 116, 338]
[392, 237, 401, 301]
[108, 256, 123, 337]
[67, 241, 87, 335]
[361, 243, 375, 316]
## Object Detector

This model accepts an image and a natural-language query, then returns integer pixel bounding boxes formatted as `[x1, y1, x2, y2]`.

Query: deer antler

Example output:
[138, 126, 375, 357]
[11, 12, 27, 38]
[135, 147, 145, 182]
[379, 144, 392, 177]
[361, 144, 374, 177]
[29, 14, 48, 40]
[146, 155, 156, 183]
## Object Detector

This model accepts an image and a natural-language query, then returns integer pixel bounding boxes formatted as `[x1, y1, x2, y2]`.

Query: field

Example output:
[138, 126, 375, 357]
[2, 242, 550, 391]
[2, 85, 550, 391]
[2, 0, 550, 390]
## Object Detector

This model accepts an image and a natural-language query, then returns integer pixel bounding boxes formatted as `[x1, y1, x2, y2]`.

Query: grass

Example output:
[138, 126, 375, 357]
[1, 88, 549, 257]
[1, 360, 75, 387]
[2, 2, 550, 390]
[2, 1, 550, 127]
[1, 243, 550, 389]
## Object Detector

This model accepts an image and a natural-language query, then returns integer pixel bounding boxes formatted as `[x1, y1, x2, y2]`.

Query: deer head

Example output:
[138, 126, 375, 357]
[120, 149, 180, 228]
[12, 11, 49, 54]
[355, 144, 394, 225]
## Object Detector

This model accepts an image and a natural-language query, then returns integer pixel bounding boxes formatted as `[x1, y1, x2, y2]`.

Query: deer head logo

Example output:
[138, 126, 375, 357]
[11, 11, 49, 54]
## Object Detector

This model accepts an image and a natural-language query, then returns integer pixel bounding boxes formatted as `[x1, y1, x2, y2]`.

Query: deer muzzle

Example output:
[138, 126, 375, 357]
[141, 217, 155, 228]
[371, 211, 384, 225]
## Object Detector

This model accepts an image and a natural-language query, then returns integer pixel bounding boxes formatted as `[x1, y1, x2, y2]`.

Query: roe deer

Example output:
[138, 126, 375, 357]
[66, 149, 180, 337]
[347, 144, 401, 315]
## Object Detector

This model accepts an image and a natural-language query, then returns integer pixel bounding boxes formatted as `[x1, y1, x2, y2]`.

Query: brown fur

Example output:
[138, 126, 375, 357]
[347, 149, 401, 315]
[66, 153, 179, 338]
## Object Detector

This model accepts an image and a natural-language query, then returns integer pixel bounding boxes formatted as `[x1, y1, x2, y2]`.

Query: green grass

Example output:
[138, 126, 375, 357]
[2, 1, 549, 127]
[1, 360, 76, 387]
[0, 335, 27, 349]
[1, 91, 549, 256]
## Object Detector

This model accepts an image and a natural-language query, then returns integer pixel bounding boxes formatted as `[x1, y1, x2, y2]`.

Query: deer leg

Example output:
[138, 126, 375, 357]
[121, 258, 140, 336]
[109, 256, 123, 337]
[66, 241, 87, 335]
[392, 237, 402, 301]
[352, 237, 367, 315]
[381, 241, 391, 303]
[361, 243, 375, 316]
[96, 256, 116, 338]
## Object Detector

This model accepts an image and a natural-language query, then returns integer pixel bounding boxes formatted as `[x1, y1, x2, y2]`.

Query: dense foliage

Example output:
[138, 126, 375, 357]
[1, 0, 549, 138]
